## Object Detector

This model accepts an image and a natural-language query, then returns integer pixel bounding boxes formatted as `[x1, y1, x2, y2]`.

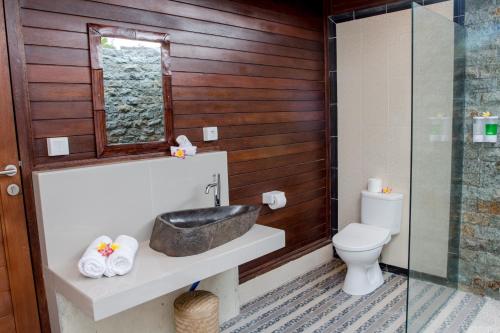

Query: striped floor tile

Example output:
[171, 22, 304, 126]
[466, 297, 500, 333]
[222, 259, 494, 333]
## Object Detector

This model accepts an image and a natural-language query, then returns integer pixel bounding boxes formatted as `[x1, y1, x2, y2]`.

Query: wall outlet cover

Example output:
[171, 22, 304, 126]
[47, 137, 70, 156]
[203, 127, 218, 141]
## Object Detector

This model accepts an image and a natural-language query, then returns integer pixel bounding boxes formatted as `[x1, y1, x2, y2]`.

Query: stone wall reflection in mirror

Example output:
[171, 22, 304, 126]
[89, 24, 174, 157]
[101, 37, 165, 145]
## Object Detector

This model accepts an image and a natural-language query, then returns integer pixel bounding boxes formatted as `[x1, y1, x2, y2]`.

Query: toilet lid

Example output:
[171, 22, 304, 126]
[332, 223, 390, 252]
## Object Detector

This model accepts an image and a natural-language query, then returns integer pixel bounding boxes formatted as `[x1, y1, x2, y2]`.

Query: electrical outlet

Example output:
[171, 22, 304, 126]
[203, 127, 218, 141]
[47, 137, 70, 156]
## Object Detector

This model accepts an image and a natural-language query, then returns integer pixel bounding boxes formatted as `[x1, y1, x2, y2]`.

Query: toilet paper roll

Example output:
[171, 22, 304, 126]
[268, 193, 287, 210]
[367, 178, 382, 193]
[263, 191, 287, 210]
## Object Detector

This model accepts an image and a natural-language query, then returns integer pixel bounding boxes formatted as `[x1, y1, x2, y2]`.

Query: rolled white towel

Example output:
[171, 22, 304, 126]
[78, 235, 113, 278]
[104, 235, 139, 277]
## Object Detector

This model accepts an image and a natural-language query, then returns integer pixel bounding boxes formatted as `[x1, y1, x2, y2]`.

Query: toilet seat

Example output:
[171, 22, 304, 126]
[332, 223, 390, 252]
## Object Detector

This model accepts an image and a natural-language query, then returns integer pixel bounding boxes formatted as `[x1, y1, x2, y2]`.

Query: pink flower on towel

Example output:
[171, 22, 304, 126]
[96, 242, 119, 257]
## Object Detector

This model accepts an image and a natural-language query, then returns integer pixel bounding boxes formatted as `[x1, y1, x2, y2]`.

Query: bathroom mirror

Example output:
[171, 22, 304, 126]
[88, 24, 174, 157]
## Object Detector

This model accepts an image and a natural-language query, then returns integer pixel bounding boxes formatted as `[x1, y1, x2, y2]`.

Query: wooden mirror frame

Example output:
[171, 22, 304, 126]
[88, 24, 174, 157]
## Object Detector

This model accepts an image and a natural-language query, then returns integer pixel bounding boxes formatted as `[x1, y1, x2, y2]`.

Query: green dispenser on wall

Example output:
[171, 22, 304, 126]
[473, 115, 498, 143]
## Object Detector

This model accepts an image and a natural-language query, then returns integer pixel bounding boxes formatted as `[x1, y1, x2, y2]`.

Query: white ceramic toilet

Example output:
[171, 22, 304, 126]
[332, 190, 403, 295]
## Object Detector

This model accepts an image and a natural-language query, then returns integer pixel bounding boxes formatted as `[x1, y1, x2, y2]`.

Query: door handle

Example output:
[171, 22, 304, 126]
[0, 165, 17, 177]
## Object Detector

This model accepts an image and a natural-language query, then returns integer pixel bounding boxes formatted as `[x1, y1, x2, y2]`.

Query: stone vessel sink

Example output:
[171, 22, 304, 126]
[150, 205, 261, 257]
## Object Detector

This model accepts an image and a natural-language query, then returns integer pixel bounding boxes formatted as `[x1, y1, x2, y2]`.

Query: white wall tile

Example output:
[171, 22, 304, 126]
[337, 10, 411, 268]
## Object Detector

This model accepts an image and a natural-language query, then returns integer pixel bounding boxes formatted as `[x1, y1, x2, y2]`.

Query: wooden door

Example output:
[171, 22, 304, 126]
[0, 1, 41, 332]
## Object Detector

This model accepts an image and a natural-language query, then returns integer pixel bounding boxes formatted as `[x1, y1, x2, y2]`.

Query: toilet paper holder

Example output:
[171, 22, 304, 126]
[262, 191, 287, 210]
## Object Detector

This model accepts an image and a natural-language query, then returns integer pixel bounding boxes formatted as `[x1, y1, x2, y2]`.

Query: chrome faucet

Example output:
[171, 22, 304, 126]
[205, 174, 221, 207]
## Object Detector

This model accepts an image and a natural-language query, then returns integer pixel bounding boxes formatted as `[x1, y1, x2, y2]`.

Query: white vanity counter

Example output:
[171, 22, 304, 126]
[48, 224, 284, 321]
[33, 152, 285, 329]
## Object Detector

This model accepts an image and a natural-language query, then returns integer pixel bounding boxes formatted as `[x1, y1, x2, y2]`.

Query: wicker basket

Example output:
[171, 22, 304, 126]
[174, 290, 219, 333]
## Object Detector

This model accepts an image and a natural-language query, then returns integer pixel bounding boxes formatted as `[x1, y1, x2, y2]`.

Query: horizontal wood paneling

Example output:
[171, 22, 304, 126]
[93, 0, 321, 41]
[29, 83, 91, 101]
[25, 45, 89, 66]
[259, 196, 325, 229]
[234, 0, 323, 18]
[34, 135, 95, 156]
[175, 112, 324, 128]
[22, 27, 88, 49]
[172, 45, 322, 70]
[173, 100, 323, 114]
[328, 0, 403, 15]
[171, 87, 322, 101]
[232, 179, 326, 209]
[215, 131, 324, 152]
[32, 119, 94, 138]
[27, 65, 91, 84]
[24, 45, 323, 80]
[177, 122, 325, 144]
[174, 0, 322, 31]
[18, 0, 328, 283]
[31, 101, 93, 120]
[172, 74, 323, 90]
[23, 27, 321, 69]
[229, 159, 324, 188]
[28, 66, 323, 90]
[21, 0, 322, 49]
[230, 149, 325, 176]
[21, 10, 323, 60]
[230, 168, 325, 199]
[229, 141, 324, 162]
[170, 58, 322, 80]
[33, 152, 97, 165]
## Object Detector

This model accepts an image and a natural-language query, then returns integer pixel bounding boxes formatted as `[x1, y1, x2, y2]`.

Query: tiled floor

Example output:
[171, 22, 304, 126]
[222, 259, 499, 333]
[467, 297, 500, 333]
[408, 279, 493, 333]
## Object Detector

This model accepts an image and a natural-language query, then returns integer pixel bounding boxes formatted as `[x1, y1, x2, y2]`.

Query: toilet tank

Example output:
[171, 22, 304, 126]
[361, 191, 403, 235]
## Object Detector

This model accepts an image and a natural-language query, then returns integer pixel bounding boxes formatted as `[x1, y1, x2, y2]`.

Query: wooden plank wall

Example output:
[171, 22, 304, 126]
[18, 0, 329, 280]
[328, 0, 403, 14]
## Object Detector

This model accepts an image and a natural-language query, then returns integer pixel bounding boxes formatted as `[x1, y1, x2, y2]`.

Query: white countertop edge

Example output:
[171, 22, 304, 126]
[48, 224, 285, 321]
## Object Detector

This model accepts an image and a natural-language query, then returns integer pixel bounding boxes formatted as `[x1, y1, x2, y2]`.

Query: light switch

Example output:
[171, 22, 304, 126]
[203, 127, 218, 141]
[47, 137, 70, 156]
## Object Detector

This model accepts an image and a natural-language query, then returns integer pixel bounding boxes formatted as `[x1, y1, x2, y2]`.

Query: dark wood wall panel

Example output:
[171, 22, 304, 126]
[21, 0, 322, 49]
[18, 0, 328, 282]
[175, 0, 322, 30]
[21, 10, 323, 60]
[94, 0, 321, 41]
[327, 0, 403, 15]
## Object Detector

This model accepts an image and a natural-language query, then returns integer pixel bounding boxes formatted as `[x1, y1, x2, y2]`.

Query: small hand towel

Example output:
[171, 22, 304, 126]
[78, 235, 113, 278]
[104, 235, 139, 277]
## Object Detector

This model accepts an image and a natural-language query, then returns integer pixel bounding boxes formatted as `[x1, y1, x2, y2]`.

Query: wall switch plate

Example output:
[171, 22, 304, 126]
[47, 137, 70, 156]
[203, 127, 218, 141]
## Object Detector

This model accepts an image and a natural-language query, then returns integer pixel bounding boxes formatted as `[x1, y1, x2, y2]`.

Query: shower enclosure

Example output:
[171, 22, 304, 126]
[408, 2, 498, 332]
[328, 1, 498, 331]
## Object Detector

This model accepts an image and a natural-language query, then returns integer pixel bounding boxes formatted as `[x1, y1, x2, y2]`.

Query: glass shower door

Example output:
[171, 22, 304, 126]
[408, 3, 466, 332]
